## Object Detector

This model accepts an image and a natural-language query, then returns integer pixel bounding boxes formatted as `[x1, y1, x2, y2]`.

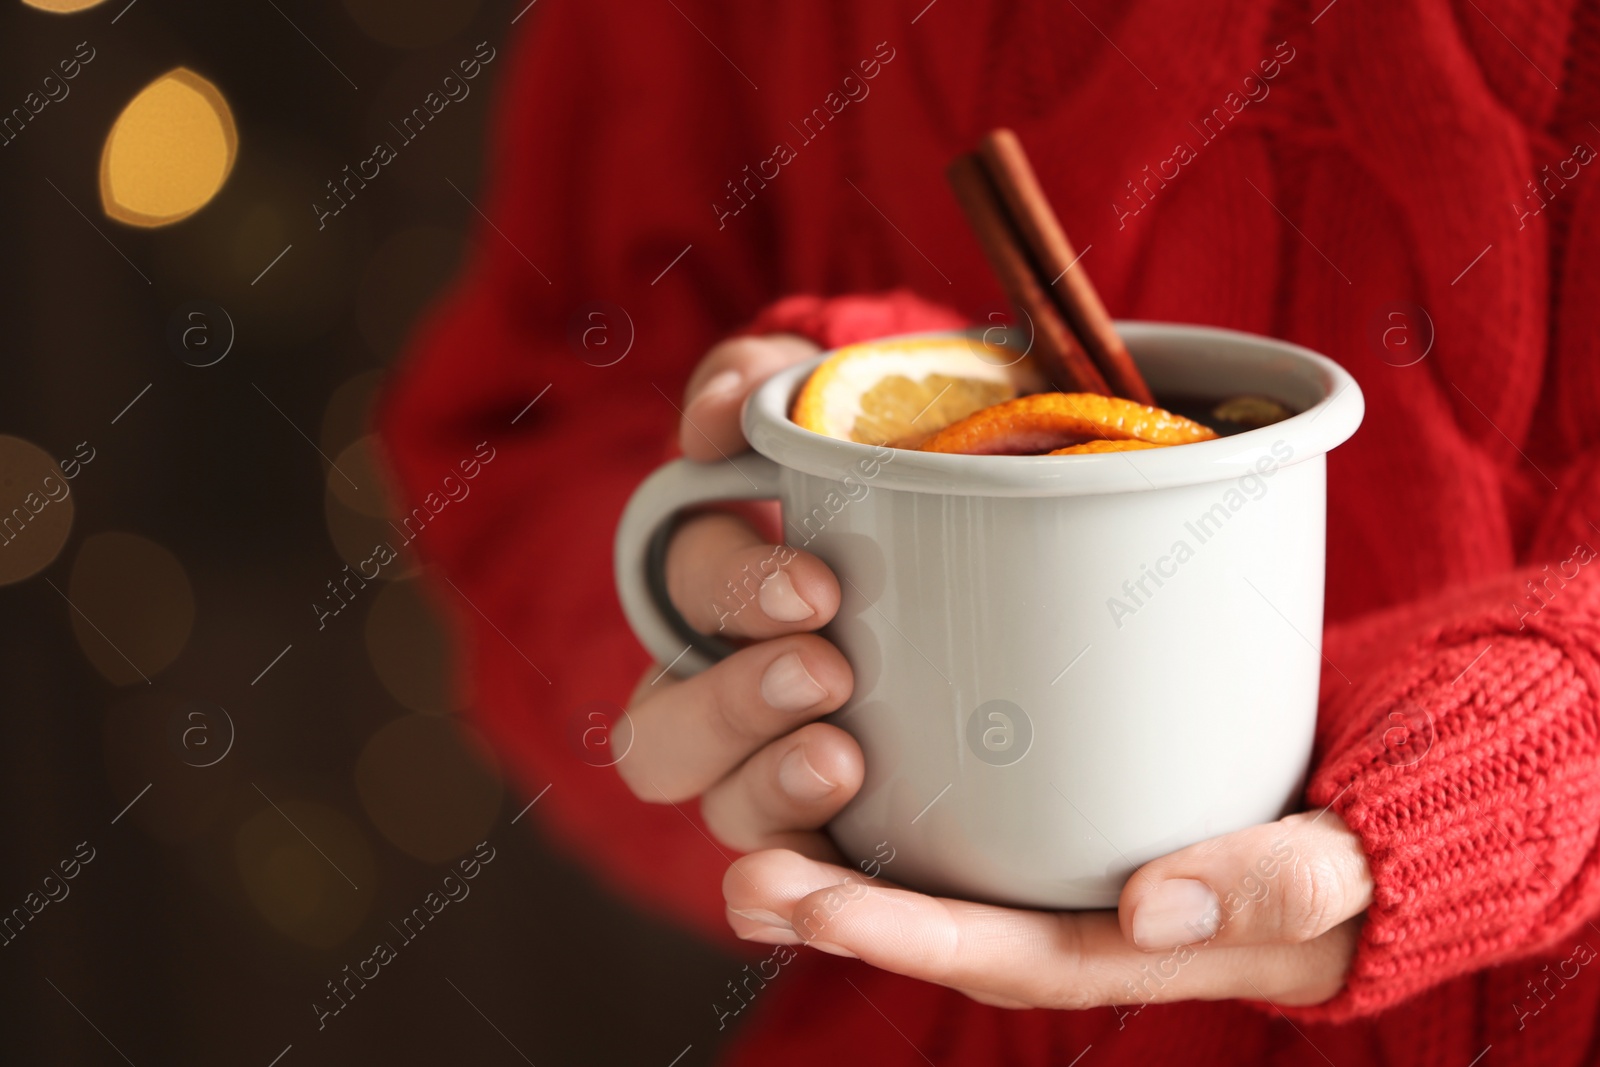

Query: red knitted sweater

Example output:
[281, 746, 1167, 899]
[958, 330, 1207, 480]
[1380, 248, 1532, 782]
[379, 1, 1600, 1063]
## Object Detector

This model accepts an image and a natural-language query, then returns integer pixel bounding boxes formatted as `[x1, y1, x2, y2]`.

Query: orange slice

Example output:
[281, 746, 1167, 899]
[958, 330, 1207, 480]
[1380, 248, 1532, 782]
[918, 393, 1217, 456]
[792, 337, 1044, 447]
[1049, 439, 1165, 456]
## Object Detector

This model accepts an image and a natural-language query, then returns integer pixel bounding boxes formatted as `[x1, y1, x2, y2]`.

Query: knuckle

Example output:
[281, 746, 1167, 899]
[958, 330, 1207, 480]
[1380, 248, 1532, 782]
[1033, 971, 1099, 1012]
[662, 517, 729, 615]
[703, 337, 767, 375]
[665, 654, 753, 751]
[707, 677, 768, 748]
[698, 793, 748, 852]
[1031, 917, 1095, 1010]
[613, 753, 688, 805]
[1275, 856, 1344, 943]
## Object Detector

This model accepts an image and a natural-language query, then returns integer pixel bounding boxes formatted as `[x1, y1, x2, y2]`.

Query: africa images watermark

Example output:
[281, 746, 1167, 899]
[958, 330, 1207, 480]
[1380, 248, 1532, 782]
[1, 40, 96, 150]
[313, 841, 498, 1029]
[1515, 140, 1596, 231]
[712, 444, 896, 632]
[0, 841, 96, 949]
[1105, 439, 1294, 629]
[1509, 541, 1595, 631]
[713, 40, 898, 230]
[1112, 40, 1297, 231]
[1111, 837, 1296, 1030]
[312, 41, 498, 230]
[785, 444, 895, 547]
[313, 440, 496, 630]
[713, 841, 897, 1031]
[1513, 938, 1597, 1030]
[0, 441, 96, 552]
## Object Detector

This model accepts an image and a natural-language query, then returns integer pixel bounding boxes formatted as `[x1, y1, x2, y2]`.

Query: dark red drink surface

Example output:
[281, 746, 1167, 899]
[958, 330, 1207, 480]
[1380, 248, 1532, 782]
[1157, 393, 1298, 437]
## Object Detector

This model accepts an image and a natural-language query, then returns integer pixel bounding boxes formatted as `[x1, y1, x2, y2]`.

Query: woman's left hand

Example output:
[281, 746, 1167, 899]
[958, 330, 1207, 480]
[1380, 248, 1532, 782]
[723, 809, 1372, 1011]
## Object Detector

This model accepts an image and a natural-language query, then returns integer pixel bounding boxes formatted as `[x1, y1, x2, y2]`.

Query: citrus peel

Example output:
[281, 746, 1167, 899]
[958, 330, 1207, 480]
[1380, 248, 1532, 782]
[1048, 439, 1166, 456]
[917, 393, 1217, 456]
[791, 337, 1043, 447]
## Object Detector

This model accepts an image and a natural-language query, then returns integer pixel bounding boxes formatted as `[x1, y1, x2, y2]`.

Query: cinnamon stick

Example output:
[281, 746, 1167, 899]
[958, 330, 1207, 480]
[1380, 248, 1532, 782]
[977, 129, 1155, 406]
[945, 152, 1111, 396]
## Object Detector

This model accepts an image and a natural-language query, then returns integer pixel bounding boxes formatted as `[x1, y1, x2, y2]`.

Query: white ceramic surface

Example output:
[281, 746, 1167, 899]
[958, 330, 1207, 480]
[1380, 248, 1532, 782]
[614, 323, 1364, 909]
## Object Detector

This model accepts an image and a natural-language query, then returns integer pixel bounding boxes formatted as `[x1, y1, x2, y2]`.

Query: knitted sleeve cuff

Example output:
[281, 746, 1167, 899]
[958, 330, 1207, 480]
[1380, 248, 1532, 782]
[1281, 565, 1600, 1023]
[737, 289, 971, 349]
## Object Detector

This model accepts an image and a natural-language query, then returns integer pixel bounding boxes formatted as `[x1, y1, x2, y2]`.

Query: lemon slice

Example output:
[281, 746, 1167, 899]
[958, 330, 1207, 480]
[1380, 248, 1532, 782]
[791, 337, 1043, 447]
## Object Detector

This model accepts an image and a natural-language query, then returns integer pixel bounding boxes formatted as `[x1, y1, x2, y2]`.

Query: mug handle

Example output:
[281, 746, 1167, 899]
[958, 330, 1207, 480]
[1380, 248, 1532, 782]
[613, 453, 782, 679]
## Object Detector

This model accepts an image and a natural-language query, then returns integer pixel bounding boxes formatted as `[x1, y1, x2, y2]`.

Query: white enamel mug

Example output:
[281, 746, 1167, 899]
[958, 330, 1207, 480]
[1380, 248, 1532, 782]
[615, 323, 1363, 909]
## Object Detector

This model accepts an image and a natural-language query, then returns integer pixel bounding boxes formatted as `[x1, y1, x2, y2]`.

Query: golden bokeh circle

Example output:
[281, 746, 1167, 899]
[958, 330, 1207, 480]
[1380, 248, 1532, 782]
[0, 435, 75, 586]
[363, 577, 456, 713]
[21, 0, 109, 11]
[100, 68, 237, 227]
[68, 532, 194, 685]
[355, 714, 501, 863]
[328, 436, 395, 519]
[235, 798, 376, 948]
[322, 369, 388, 458]
[323, 466, 420, 582]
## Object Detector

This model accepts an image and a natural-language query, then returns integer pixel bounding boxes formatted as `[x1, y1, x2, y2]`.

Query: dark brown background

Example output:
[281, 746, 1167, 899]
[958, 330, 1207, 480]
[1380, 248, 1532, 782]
[0, 1, 739, 1062]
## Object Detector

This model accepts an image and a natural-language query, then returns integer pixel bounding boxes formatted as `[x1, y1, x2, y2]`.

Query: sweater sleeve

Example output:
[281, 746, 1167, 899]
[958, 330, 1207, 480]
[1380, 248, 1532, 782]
[1284, 546, 1600, 1022]
[376, 0, 970, 940]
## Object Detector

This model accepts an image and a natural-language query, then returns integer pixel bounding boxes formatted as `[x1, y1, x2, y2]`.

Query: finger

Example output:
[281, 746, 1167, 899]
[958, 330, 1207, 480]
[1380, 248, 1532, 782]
[1119, 809, 1373, 951]
[700, 722, 863, 857]
[953, 988, 1036, 1010]
[724, 850, 1357, 1009]
[665, 512, 840, 639]
[618, 635, 852, 803]
[680, 334, 821, 461]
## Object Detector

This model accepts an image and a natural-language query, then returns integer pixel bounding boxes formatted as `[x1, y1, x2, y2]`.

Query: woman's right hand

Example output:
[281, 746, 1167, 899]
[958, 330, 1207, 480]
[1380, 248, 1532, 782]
[615, 334, 866, 868]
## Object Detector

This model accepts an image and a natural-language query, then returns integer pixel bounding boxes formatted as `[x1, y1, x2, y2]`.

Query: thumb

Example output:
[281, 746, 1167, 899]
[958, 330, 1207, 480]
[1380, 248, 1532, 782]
[679, 334, 821, 461]
[1118, 809, 1373, 952]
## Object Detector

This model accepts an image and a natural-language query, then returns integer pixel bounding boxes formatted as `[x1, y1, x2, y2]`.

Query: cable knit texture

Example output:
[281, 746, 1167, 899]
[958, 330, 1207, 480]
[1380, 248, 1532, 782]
[379, 0, 1600, 1063]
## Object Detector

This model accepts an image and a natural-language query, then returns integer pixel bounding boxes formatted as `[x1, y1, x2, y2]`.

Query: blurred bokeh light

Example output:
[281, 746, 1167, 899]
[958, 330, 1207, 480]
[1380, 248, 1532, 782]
[100, 68, 237, 227]
[328, 436, 395, 519]
[323, 443, 421, 580]
[0, 435, 74, 586]
[103, 693, 236, 844]
[20, 0, 109, 11]
[67, 531, 194, 685]
[2, 4, 739, 1062]
[235, 798, 377, 948]
[354, 713, 501, 862]
[363, 576, 457, 713]
[321, 369, 387, 457]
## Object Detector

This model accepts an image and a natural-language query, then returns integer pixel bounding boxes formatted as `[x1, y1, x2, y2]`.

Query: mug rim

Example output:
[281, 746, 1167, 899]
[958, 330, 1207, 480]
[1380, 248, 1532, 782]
[743, 321, 1365, 498]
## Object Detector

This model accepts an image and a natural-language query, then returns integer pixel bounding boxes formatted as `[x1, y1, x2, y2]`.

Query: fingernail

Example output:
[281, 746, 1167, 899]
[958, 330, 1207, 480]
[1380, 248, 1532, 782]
[1131, 879, 1221, 950]
[691, 369, 742, 407]
[730, 907, 791, 930]
[807, 940, 859, 959]
[759, 569, 815, 622]
[778, 744, 835, 800]
[730, 906, 800, 945]
[761, 652, 828, 713]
